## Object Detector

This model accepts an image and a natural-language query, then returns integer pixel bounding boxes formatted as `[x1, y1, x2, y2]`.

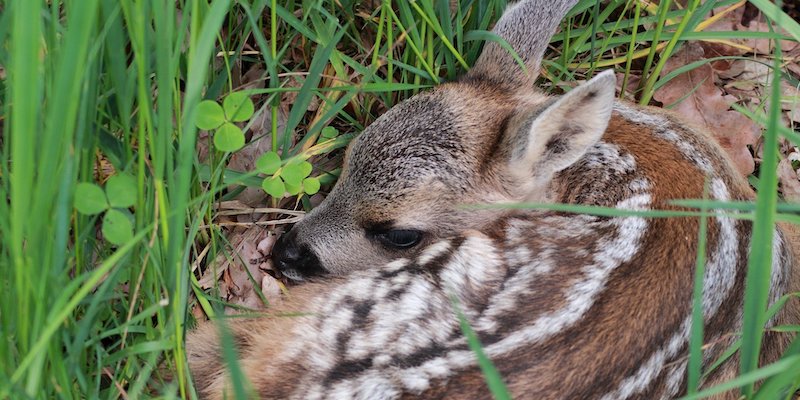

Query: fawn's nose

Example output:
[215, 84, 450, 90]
[271, 228, 325, 281]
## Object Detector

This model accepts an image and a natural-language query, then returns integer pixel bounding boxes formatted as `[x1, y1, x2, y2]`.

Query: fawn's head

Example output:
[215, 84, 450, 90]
[272, 0, 616, 279]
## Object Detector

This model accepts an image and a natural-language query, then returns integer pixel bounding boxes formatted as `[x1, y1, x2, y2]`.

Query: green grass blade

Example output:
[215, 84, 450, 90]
[748, 0, 800, 42]
[173, 0, 233, 395]
[680, 355, 800, 400]
[739, 10, 784, 396]
[2, 227, 150, 397]
[282, 24, 347, 153]
[687, 180, 710, 394]
[452, 296, 511, 400]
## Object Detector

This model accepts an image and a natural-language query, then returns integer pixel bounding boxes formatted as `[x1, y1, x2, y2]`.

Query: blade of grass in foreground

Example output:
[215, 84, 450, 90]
[696, 292, 799, 392]
[173, 0, 233, 396]
[739, 10, 784, 396]
[6, 0, 43, 395]
[452, 295, 511, 400]
[2, 227, 151, 398]
[217, 319, 252, 399]
[752, 333, 800, 399]
[283, 19, 347, 155]
[679, 355, 800, 400]
[687, 180, 710, 395]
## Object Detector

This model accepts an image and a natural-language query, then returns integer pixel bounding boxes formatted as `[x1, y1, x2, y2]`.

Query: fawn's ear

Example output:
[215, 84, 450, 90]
[466, 0, 578, 91]
[507, 70, 616, 194]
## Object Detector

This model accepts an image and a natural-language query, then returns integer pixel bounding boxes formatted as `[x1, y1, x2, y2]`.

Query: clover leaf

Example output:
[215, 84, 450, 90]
[194, 92, 254, 153]
[74, 175, 138, 246]
[102, 209, 134, 245]
[195, 100, 225, 130]
[106, 174, 137, 208]
[281, 161, 312, 186]
[262, 176, 286, 198]
[214, 122, 246, 152]
[303, 177, 321, 195]
[74, 183, 108, 215]
[256, 151, 281, 175]
[223, 92, 255, 122]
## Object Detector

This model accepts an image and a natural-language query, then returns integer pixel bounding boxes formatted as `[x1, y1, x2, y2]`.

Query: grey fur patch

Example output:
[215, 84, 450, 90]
[467, 0, 580, 90]
[345, 92, 469, 197]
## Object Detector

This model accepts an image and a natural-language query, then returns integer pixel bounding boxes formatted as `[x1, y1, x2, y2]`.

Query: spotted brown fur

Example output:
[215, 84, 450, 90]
[186, 0, 800, 398]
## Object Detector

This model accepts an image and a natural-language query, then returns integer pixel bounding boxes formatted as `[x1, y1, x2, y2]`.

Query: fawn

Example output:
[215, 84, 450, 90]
[187, 0, 800, 398]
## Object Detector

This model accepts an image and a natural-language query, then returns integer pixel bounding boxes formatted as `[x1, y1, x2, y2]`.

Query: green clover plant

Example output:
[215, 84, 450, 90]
[196, 90, 343, 200]
[73, 174, 136, 245]
[257, 152, 319, 198]
[256, 127, 341, 199]
[194, 92, 255, 152]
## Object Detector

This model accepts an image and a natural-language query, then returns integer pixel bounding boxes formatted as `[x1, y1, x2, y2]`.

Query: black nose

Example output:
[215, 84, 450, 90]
[271, 228, 325, 281]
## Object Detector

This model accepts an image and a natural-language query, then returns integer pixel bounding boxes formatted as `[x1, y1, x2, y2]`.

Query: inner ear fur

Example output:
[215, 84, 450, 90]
[505, 70, 617, 197]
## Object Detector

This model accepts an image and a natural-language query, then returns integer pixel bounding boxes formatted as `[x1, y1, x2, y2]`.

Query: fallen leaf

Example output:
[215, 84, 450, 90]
[778, 158, 800, 202]
[261, 272, 283, 304]
[654, 42, 759, 176]
[781, 82, 800, 124]
[199, 224, 275, 313]
[703, 3, 800, 57]
[257, 233, 278, 255]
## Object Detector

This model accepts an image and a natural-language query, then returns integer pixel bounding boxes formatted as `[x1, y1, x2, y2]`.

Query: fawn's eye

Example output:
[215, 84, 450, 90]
[375, 229, 423, 250]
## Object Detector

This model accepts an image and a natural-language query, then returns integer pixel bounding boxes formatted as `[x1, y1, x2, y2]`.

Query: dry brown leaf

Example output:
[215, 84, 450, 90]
[778, 158, 800, 202]
[654, 42, 759, 176]
[261, 272, 283, 304]
[198, 225, 281, 312]
[238, 63, 267, 92]
[785, 45, 800, 77]
[703, 3, 800, 57]
[782, 82, 800, 124]
[716, 58, 800, 129]
[257, 233, 278, 255]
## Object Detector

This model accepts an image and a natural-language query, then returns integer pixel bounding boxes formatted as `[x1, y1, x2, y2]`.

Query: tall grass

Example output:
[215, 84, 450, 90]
[0, 0, 798, 399]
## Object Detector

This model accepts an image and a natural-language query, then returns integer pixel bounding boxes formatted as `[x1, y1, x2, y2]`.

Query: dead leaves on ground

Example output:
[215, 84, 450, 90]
[647, 4, 800, 198]
[653, 42, 761, 176]
[192, 201, 302, 315]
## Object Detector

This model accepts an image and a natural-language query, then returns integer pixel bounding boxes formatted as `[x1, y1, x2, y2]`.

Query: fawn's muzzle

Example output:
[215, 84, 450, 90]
[272, 228, 325, 281]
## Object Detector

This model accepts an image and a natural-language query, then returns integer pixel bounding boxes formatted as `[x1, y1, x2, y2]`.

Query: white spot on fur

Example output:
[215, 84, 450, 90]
[400, 356, 457, 393]
[374, 354, 391, 366]
[329, 235, 502, 385]
[665, 360, 688, 397]
[439, 234, 504, 315]
[484, 192, 651, 357]
[417, 240, 452, 266]
[601, 318, 690, 400]
[399, 368, 432, 393]
[615, 103, 715, 174]
[702, 179, 738, 317]
[327, 373, 400, 400]
[384, 258, 410, 273]
[602, 178, 740, 400]
[607, 350, 666, 400]
[583, 142, 636, 173]
[531, 214, 598, 238]
[505, 244, 534, 269]
[475, 246, 553, 333]
[767, 231, 786, 327]
[614, 103, 665, 127]
[629, 177, 651, 193]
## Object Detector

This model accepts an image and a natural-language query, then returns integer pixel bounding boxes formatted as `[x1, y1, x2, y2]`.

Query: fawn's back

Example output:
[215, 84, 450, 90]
[186, 0, 800, 398]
